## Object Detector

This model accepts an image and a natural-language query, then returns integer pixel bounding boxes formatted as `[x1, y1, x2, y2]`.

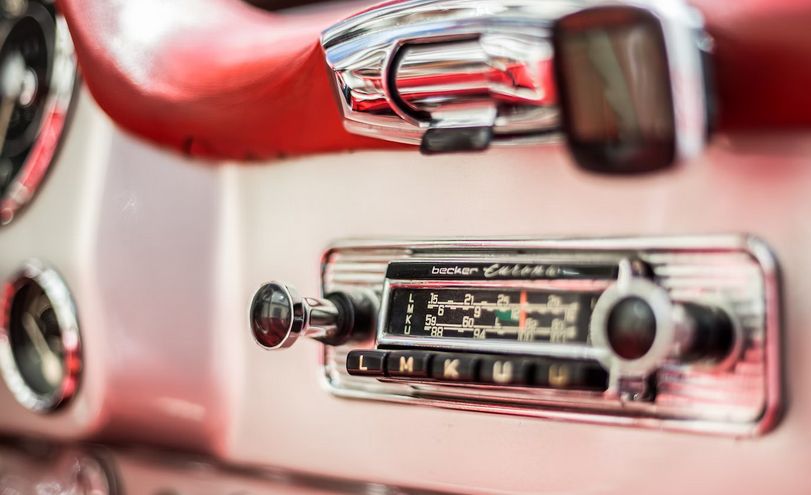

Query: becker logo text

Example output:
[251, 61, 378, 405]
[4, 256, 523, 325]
[431, 266, 480, 276]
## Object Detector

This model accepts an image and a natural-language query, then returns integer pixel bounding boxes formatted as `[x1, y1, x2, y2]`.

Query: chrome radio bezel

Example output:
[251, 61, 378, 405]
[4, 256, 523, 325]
[319, 236, 781, 437]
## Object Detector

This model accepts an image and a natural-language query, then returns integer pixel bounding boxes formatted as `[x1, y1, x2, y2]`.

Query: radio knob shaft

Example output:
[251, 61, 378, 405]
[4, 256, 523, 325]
[677, 303, 736, 362]
[249, 282, 374, 350]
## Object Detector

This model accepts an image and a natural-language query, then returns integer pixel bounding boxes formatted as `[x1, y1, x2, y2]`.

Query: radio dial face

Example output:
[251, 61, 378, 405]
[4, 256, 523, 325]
[384, 287, 597, 345]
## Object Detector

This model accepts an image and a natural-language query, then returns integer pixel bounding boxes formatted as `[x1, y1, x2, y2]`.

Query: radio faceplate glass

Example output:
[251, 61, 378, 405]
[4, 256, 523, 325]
[383, 286, 596, 344]
[321, 237, 780, 437]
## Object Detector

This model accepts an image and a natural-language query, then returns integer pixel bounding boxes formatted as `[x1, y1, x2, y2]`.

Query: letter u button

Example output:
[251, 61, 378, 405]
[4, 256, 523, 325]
[479, 356, 532, 385]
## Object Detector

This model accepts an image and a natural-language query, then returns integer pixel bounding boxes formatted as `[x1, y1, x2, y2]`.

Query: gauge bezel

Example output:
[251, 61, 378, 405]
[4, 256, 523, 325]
[0, 4, 79, 226]
[0, 260, 81, 413]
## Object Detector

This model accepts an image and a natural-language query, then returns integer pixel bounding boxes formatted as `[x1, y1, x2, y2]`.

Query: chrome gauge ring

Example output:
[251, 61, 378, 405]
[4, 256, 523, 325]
[0, 260, 81, 413]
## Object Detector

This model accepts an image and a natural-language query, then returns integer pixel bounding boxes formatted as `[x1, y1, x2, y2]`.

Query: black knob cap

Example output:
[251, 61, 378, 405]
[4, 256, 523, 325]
[250, 281, 374, 350]
[250, 283, 300, 349]
[606, 297, 657, 360]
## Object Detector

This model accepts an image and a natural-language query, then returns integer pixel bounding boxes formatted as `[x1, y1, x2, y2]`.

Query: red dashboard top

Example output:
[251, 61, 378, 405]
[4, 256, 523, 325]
[55, 0, 811, 161]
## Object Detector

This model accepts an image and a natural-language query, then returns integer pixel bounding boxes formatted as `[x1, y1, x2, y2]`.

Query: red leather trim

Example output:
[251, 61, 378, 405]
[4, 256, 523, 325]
[56, 0, 811, 160]
[55, 0, 404, 160]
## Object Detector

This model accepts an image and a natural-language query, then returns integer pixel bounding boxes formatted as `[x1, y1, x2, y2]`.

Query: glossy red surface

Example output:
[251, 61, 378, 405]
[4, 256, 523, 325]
[54, 0, 403, 160]
[55, 0, 811, 160]
[693, 0, 811, 131]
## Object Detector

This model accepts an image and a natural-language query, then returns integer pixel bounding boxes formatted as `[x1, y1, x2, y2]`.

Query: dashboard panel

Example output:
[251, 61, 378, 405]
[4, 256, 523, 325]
[1, 0, 811, 493]
[1, 88, 809, 493]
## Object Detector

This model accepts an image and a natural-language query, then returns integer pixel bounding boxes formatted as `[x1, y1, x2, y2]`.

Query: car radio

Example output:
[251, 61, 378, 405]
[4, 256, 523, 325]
[249, 237, 780, 437]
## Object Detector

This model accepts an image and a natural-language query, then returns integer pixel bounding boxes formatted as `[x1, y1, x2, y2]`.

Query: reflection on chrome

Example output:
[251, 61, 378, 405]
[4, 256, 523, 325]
[321, 0, 708, 170]
[321, 0, 568, 149]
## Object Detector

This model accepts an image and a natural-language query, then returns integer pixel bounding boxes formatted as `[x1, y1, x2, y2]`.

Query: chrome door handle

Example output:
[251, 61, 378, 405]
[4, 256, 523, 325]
[320, 0, 711, 173]
[321, 1, 562, 152]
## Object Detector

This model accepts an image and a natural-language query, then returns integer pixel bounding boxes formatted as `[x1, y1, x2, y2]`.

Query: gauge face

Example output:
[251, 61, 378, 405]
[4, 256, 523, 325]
[8, 281, 64, 396]
[0, 3, 54, 196]
[2, 11, 52, 153]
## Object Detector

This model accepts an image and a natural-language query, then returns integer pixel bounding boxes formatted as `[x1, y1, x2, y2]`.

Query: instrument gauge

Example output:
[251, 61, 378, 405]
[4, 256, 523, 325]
[0, 260, 81, 413]
[0, 0, 77, 225]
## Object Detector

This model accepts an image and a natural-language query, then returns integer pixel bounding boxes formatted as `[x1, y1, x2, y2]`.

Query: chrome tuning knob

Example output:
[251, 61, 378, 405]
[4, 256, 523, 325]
[590, 261, 741, 380]
[249, 282, 374, 350]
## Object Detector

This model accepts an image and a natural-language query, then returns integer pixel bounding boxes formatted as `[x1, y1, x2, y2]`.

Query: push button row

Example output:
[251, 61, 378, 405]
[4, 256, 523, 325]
[346, 350, 608, 392]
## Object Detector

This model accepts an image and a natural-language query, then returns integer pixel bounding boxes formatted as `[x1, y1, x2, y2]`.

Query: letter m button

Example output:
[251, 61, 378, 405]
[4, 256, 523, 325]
[386, 351, 432, 378]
